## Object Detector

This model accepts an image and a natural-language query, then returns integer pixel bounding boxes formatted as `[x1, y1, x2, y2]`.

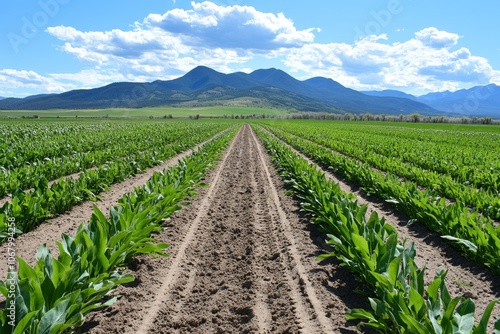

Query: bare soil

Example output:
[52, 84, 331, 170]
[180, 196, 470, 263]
[79, 125, 368, 333]
[0, 133, 225, 278]
[4, 123, 498, 333]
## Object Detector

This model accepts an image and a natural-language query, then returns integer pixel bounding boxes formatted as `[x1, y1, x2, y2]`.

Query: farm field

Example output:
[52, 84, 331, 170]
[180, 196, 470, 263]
[0, 106, 289, 119]
[0, 118, 499, 333]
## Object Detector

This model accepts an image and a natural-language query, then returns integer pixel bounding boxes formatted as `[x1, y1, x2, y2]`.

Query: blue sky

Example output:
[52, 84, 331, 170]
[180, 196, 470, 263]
[1, 0, 499, 97]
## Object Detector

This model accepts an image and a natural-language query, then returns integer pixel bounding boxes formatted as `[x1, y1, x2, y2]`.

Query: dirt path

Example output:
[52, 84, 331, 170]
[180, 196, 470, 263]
[80, 124, 367, 333]
[258, 126, 500, 326]
[0, 130, 229, 279]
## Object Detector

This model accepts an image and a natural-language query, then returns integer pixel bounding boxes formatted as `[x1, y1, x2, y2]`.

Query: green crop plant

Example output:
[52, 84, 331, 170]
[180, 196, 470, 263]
[259, 123, 500, 274]
[253, 124, 500, 334]
[0, 125, 239, 333]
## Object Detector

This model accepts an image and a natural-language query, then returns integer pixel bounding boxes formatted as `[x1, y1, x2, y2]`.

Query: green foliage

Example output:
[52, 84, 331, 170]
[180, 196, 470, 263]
[254, 125, 500, 334]
[260, 122, 500, 274]
[262, 121, 500, 219]
[0, 125, 239, 333]
[0, 121, 230, 243]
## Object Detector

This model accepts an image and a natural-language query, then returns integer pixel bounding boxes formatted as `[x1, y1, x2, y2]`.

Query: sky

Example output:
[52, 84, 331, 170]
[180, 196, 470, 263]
[1, 0, 500, 98]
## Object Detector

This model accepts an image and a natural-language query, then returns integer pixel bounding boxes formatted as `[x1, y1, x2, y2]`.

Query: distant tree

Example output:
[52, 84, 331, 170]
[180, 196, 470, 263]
[482, 117, 492, 124]
[410, 113, 420, 123]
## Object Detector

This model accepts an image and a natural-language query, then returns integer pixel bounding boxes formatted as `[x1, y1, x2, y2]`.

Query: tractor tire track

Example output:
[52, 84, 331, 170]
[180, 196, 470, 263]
[83, 124, 364, 333]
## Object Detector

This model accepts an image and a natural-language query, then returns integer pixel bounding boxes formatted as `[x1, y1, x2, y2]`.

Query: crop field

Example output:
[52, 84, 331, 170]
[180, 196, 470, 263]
[0, 118, 499, 333]
[0, 106, 289, 119]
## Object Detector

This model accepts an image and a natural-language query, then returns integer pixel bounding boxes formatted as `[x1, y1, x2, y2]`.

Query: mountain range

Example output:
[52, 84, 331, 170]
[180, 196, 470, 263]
[0, 66, 498, 117]
[363, 84, 500, 117]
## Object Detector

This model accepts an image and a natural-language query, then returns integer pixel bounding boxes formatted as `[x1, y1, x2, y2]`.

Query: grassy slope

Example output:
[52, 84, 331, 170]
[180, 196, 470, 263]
[0, 106, 289, 118]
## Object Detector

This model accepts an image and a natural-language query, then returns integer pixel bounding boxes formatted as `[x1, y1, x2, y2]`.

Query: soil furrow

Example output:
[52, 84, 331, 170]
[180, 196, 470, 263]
[0, 130, 229, 279]
[82, 124, 365, 333]
[250, 126, 336, 334]
[148, 124, 318, 333]
[135, 126, 242, 334]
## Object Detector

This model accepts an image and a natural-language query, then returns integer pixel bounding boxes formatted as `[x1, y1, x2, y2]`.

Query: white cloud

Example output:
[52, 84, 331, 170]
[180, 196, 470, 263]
[45, 1, 316, 82]
[0, 68, 131, 97]
[415, 27, 459, 49]
[145, 1, 317, 50]
[284, 28, 499, 94]
[4, 2, 496, 98]
[0, 69, 66, 95]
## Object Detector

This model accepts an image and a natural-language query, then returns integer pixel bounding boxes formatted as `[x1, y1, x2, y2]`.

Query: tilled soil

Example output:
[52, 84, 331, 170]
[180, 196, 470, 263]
[81, 124, 367, 333]
[0, 132, 226, 279]
[6, 123, 497, 333]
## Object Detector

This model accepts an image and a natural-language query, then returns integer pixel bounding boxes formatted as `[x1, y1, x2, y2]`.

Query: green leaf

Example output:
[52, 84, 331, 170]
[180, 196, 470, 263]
[474, 299, 498, 334]
[441, 235, 478, 254]
[453, 312, 475, 334]
[12, 311, 38, 334]
[38, 291, 80, 334]
[441, 297, 461, 332]
[399, 312, 429, 334]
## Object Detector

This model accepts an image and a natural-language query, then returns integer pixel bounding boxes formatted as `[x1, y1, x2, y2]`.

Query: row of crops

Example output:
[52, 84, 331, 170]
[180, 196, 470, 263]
[253, 124, 500, 333]
[258, 121, 500, 274]
[1, 117, 499, 333]
[0, 119, 239, 333]
[0, 120, 232, 242]
[262, 121, 500, 219]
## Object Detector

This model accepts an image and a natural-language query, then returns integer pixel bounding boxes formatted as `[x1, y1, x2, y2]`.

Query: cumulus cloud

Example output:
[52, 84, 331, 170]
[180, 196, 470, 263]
[46, 25, 181, 66]
[415, 27, 459, 49]
[0, 69, 130, 97]
[145, 1, 317, 50]
[13, 3, 497, 98]
[0, 69, 66, 95]
[285, 27, 499, 94]
[45, 1, 316, 82]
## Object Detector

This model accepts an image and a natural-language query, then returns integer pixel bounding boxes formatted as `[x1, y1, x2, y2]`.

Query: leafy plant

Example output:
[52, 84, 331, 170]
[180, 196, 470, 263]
[254, 124, 500, 334]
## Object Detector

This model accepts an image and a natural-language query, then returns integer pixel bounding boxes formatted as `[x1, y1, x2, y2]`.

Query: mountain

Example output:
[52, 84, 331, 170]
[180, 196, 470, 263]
[362, 90, 418, 101]
[0, 66, 439, 115]
[303, 78, 435, 115]
[417, 84, 500, 117]
[0, 97, 4, 100]
[363, 85, 500, 117]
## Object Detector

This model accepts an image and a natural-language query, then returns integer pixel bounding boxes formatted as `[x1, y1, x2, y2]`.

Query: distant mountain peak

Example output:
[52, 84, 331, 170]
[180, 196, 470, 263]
[362, 89, 417, 101]
[249, 68, 295, 81]
[186, 65, 221, 75]
[304, 77, 347, 89]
